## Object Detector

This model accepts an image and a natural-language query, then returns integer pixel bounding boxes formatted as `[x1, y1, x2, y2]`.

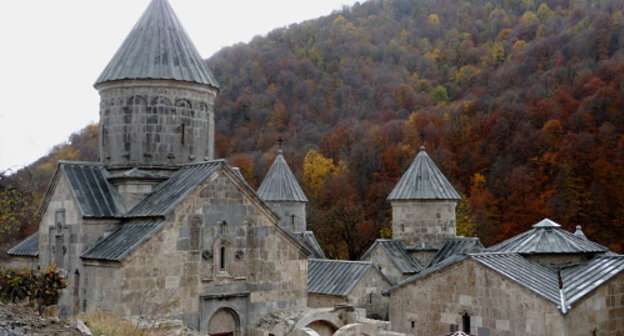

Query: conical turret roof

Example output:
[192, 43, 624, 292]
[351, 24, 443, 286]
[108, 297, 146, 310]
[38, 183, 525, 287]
[257, 150, 308, 202]
[95, 0, 219, 88]
[387, 146, 460, 201]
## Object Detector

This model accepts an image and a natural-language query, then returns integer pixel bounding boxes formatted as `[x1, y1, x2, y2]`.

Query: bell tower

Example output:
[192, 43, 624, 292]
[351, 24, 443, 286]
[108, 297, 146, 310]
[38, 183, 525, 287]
[95, 0, 219, 168]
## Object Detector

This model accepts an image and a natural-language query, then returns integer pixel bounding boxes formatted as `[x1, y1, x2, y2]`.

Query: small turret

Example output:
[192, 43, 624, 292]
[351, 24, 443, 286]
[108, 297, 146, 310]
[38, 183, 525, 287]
[388, 146, 461, 248]
[257, 148, 308, 233]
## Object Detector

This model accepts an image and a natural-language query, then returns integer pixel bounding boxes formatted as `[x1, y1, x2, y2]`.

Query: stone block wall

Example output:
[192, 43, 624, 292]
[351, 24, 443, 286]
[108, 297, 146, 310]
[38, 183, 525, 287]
[97, 80, 217, 167]
[348, 268, 390, 320]
[308, 294, 345, 309]
[38, 172, 121, 317]
[565, 271, 624, 335]
[266, 201, 307, 233]
[38, 174, 81, 268]
[84, 167, 308, 333]
[388, 258, 566, 336]
[391, 200, 456, 247]
[361, 245, 405, 285]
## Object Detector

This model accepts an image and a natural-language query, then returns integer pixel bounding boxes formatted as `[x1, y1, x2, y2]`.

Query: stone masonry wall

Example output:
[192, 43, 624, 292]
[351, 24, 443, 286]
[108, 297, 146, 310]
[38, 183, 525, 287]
[38, 174, 80, 269]
[347, 268, 390, 319]
[308, 294, 345, 309]
[266, 201, 307, 233]
[391, 200, 456, 247]
[361, 245, 405, 285]
[388, 258, 566, 336]
[39, 172, 120, 317]
[86, 167, 307, 333]
[97, 80, 217, 167]
[565, 271, 624, 335]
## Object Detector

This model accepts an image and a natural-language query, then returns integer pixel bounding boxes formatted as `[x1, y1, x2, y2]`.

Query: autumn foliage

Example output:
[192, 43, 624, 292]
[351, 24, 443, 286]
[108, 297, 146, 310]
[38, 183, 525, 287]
[3, 0, 624, 257]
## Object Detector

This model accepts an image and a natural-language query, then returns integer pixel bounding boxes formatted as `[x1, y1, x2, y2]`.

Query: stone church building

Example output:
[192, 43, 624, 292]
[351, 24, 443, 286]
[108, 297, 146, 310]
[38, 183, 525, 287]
[8, 0, 624, 336]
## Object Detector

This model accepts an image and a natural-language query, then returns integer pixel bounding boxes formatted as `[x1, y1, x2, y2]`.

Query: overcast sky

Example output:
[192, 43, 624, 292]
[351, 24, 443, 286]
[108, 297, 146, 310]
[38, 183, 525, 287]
[0, 0, 358, 173]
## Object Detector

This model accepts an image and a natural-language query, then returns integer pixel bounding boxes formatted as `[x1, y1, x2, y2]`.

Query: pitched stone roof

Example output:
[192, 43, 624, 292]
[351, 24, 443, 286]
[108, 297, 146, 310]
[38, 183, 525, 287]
[385, 248, 624, 315]
[7, 233, 39, 257]
[387, 147, 460, 201]
[428, 237, 484, 267]
[257, 150, 308, 202]
[81, 220, 166, 261]
[361, 239, 423, 274]
[291, 231, 326, 258]
[487, 218, 608, 254]
[125, 161, 222, 217]
[95, 0, 219, 88]
[60, 162, 125, 218]
[308, 259, 386, 296]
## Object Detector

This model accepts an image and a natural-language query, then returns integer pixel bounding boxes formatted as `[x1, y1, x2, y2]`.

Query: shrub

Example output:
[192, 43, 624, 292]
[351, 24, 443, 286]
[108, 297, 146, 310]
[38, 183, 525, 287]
[0, 264, 67, 312]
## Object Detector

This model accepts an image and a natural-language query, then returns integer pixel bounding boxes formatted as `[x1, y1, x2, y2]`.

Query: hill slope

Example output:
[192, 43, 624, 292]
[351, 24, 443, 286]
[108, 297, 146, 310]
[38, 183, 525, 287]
[207, 0, 624, 256]
[4, 0, 624, 257]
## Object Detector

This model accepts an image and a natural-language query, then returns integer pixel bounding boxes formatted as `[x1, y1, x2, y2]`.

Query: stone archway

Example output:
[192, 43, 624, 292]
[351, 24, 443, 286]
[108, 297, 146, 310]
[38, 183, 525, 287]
[305, 320, 338, 336]
[208, 308, 241, 336]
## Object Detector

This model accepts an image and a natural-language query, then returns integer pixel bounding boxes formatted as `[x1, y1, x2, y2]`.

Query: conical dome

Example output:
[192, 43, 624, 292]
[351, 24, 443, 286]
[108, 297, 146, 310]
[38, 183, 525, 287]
[95, 0, 219, 87]
[258, 150, 308, 202]
[388, 147, 460, 201]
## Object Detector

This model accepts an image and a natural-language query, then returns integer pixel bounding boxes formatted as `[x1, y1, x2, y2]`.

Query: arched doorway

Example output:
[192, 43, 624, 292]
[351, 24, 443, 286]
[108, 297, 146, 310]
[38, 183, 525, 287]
[306, 320, 338, 336]
[209, 308, 240, 336]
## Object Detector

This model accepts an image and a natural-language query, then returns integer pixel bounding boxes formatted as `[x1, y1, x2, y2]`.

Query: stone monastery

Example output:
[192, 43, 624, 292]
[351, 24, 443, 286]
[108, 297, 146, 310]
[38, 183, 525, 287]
[8, 1, 624, 335]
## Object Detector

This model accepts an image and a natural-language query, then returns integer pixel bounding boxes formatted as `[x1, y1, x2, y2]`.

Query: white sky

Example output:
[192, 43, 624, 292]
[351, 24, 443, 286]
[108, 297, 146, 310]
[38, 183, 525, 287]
[0, 0, 358, 173]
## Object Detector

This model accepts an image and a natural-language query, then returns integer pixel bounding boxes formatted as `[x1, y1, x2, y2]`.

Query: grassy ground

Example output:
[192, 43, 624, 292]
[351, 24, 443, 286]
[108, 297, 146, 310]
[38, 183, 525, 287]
[78, 311, 166, 336]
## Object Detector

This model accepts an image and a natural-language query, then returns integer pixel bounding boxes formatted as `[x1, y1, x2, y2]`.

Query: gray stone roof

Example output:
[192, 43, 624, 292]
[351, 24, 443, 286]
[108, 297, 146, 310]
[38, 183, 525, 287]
[385, 254, 468, 293]
[7, 233, 39, 257]
[428, 237, 484, 267]
[361, 239, 423, 274]
[487, 218, 608, 254]
[387, 147, 460, 201]
[257, 150, 308, 202]
[95, 0, 219, 88]
[291, 231, 326, 258]
[61, 162, 125, 218]
[82, 220, 166, 261]
[126, 161, 222, 217]
[386, 252, 624, 314]
[308, 259, 384, 296]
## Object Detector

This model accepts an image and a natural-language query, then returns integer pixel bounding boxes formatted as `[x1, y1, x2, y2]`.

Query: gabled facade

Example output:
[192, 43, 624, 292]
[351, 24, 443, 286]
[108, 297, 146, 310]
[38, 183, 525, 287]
[384, 219, 624, 336]
[78, 161, 309, 332]
[307, 259, 391, 320]
[360, 239, 422, 284]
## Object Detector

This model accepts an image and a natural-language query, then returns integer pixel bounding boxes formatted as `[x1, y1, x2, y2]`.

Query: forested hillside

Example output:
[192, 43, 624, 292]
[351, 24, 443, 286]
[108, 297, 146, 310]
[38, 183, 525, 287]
[3, 0, 624, 258]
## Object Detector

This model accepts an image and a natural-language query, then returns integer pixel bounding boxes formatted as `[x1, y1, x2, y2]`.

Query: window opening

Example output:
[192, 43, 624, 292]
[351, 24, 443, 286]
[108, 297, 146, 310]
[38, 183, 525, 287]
[462, 312, 471, 334]
[220, 245, 226, 270]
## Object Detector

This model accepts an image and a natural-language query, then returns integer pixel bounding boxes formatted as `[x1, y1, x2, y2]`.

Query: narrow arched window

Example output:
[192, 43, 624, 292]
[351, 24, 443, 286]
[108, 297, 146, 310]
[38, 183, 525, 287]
[219, 245, 226, 270]
[462, 312, 471, 334]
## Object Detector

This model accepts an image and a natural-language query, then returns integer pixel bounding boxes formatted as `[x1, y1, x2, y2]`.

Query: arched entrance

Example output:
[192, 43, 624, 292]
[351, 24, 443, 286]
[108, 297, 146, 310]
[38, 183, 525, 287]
[306, 320, 338, 336]
[208, 308, 241, 336]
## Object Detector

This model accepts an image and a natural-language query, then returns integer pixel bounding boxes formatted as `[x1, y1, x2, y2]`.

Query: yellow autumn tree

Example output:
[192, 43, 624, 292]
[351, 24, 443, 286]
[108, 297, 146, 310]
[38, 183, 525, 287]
[303, 149, 337, 200]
